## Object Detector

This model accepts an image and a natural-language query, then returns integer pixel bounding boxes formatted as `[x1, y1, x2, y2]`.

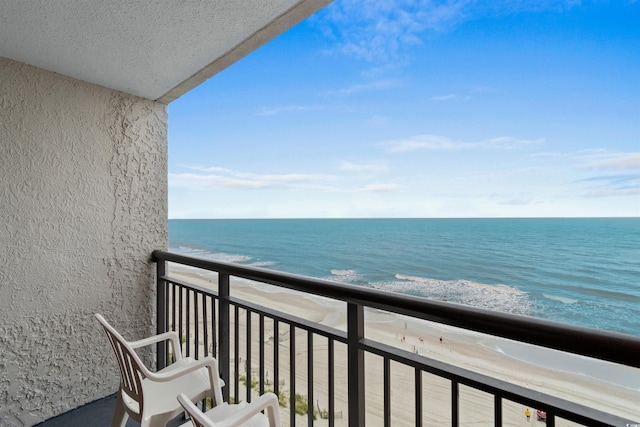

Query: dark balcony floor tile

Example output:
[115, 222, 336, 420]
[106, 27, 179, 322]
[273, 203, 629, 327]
[36, 394, 187, 427]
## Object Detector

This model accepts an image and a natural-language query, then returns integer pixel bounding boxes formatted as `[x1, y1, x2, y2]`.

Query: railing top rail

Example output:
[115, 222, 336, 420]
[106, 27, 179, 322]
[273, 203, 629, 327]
[153, 249, 640, 368]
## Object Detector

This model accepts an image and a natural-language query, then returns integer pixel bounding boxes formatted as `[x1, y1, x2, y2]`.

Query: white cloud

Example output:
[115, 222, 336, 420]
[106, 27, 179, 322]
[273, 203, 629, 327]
[322, 79, 403, 97]
[483, 136, 545, 149]
[339, 160, 388, 173]
[170, 166, 338, 190]
[260, 173, 332, 182]
[470, 86, 497, 94]
[256, 104, 317, 116]
[309, 0, 580, 74]
[169, 173, 271, 189]
[583, 186, 640, 198]
[185, 165, 232, 173]
[571, 152, 640, 199]
[493, 194, 544, 206]
[315, 1, 583, 65]
[431, 94, 471, 101]
[317, 0, 468, 63]
[576, 174, 640, 198]
[382, 134, 544, 152]
[383, 134, 460, 152]
[586, 152, 640, 171]
[362, 183, 401, 192]
[182, 165, 335, 181]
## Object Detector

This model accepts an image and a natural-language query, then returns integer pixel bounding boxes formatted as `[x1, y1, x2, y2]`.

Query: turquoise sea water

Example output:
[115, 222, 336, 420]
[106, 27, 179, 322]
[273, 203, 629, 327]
[169, 218, 640, 337]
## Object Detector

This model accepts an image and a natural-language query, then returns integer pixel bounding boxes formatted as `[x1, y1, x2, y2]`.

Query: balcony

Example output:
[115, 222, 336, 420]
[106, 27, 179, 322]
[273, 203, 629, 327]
[154, 250, 640, 426]
[40, 250, 640, 427]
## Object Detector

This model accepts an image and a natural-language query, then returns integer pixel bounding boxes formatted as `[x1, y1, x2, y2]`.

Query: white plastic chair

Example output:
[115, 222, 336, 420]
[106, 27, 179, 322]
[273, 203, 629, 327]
[177, 392, 281, 427]
[95, 313, 224, 427]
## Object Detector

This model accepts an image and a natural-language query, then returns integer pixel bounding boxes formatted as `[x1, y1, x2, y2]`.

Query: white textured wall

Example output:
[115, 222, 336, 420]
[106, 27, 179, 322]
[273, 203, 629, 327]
[0, 58, 168, 426]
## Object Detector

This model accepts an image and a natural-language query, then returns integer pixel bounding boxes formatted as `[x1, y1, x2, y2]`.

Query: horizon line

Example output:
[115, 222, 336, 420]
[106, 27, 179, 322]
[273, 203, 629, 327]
[168, 216, 639, 220]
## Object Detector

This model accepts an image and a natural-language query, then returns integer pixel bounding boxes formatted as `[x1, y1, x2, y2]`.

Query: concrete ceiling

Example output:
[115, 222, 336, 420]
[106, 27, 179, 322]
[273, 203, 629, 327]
[0, 0, 330, 104]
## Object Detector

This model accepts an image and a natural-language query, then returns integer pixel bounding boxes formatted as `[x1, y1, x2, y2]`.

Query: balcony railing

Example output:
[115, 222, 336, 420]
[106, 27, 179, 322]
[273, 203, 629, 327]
[152, 250, 640, 427]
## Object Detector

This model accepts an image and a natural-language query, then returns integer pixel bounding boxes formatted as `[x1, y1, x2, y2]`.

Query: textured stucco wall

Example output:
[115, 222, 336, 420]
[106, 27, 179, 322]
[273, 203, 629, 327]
[0, 58, 168, 426]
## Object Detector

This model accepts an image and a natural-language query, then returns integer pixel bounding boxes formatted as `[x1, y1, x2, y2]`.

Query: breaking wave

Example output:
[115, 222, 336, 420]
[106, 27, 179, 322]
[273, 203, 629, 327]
[543, 294, 579, 304]
[374, 274, 532, 316]
[172, 246, 252, 264]
[327, 269, 363, 284]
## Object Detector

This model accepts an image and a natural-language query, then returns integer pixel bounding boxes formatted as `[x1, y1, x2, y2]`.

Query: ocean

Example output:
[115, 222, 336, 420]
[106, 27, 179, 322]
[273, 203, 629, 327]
[168, 218, 640, 337]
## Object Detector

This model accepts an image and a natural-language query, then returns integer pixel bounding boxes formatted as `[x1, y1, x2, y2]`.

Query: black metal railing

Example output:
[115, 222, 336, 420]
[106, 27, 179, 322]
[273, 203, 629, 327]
[152, 250, 640, 427]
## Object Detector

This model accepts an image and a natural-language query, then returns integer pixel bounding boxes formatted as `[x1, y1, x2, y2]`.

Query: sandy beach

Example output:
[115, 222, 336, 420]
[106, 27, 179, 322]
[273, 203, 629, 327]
[167, 265, 639, 426]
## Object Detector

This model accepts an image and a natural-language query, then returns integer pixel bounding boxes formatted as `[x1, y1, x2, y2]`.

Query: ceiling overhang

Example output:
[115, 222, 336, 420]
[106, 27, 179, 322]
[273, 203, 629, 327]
[0, 1, 331, 104]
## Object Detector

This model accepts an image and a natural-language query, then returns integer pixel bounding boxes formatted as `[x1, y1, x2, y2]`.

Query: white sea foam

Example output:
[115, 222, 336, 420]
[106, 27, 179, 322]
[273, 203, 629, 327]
[542, 293, 578, 304]
[248, 260, 275, 268]
[173, 246, 252, 264]
[327, 269, 362, 283]
[375, 274, 532, 316]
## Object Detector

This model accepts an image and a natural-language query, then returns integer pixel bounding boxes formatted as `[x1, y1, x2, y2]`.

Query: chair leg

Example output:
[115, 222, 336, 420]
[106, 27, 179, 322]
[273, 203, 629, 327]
[111, 391, 129, 427]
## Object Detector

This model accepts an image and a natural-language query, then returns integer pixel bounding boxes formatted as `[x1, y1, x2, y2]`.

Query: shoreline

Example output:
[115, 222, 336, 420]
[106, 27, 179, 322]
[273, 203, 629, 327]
[493, 339, 640, 392]
[166, 263, 640, 425]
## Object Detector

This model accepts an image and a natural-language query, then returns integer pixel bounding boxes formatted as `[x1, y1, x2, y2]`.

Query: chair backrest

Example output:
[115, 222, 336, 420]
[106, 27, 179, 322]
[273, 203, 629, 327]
[95, 313, 147, 419]
[177, 393, 214, 427]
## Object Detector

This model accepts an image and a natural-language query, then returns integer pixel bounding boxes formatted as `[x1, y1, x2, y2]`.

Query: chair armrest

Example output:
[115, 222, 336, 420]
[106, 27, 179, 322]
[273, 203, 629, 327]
[148, 355, 218, 381]
[217, 392, 281, 426]
[128, 331, 183, 361]
[148, 356, 224, 405]
[178, 392, 280, 427]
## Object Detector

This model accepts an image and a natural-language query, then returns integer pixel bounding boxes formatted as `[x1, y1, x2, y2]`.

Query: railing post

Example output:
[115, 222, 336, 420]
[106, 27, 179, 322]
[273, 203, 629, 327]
[383, 357, 391, 427]
[415, 368, 422, 427]
[219, 272, 231, 402]
[452, 381, 459, 427]
[347, 302, 365, 426]
[156, 257, 167, 370]
[328, 339, 335, 427]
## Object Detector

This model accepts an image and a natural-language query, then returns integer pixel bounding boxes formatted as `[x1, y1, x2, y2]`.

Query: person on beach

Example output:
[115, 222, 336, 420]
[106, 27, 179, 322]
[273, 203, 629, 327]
[525, 408, 531, 421]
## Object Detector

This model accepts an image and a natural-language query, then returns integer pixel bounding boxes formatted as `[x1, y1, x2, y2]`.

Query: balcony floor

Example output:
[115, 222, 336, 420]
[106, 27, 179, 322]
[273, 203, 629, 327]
[36, 394, 187, 427]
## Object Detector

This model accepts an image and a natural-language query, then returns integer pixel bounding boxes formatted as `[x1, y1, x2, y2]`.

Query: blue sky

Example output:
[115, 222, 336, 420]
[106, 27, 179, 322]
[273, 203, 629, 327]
[168, 0, 640, 219]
